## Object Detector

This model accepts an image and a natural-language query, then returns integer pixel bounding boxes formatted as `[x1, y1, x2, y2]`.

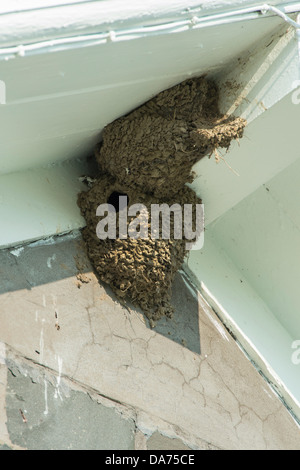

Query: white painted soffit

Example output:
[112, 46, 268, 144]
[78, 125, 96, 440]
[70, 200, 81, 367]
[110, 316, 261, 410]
[1, 2, 298, 177]
[0, 0, 300, 50]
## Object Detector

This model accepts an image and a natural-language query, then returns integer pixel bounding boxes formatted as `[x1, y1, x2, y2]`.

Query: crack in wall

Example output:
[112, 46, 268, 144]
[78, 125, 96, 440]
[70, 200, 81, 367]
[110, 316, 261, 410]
[1, 344, 216, 450]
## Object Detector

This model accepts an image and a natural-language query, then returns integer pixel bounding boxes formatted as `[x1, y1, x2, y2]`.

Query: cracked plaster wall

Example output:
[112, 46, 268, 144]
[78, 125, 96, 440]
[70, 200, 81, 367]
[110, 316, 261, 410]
[0, 234, 300, 450]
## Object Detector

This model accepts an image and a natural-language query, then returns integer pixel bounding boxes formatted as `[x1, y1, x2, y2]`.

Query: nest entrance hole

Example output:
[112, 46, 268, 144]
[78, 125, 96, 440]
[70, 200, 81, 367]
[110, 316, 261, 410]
[107, 191, 129, 212]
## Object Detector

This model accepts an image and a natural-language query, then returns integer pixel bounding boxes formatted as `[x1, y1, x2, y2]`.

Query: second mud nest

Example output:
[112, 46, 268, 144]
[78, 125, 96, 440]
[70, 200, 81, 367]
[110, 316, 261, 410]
[78, 77, 246, 323]
[96, 77, 246, 198]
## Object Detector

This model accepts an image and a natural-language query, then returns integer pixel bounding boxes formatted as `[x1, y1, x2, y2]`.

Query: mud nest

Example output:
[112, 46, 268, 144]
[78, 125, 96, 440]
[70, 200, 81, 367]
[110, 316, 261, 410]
[96, 77, 246, 198]
[78, 77, 246, 323]
[78, 174, 201, 323]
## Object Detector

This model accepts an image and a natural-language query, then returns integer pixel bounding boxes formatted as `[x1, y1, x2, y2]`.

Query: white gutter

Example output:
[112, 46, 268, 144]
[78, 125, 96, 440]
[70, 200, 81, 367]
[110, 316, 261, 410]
[0, 1, 300, 57]
[263, 3, 300, 26]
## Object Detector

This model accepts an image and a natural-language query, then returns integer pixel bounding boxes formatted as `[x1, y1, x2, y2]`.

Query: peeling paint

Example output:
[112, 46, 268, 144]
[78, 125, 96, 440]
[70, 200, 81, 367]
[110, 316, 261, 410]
[0, 342, 6, 366]
[10, 247, 24, 258]
[54, 356, 63, 401]
[43, 379, 49, 415]
[47, 254, 56, 268]
[39, 325, 44, 363]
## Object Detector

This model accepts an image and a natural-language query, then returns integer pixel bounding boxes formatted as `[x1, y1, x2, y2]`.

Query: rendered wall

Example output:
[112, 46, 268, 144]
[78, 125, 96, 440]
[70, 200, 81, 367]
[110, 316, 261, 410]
[1, 234, 300, 450]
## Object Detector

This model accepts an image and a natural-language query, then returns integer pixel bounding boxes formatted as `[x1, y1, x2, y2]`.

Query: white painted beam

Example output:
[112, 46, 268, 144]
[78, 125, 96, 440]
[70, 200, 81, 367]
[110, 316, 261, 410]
[0, 1, 299, 48]
[0, 159, 90, 249]
[0, 14, 289, 176]
[190, 88, 300, 226]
